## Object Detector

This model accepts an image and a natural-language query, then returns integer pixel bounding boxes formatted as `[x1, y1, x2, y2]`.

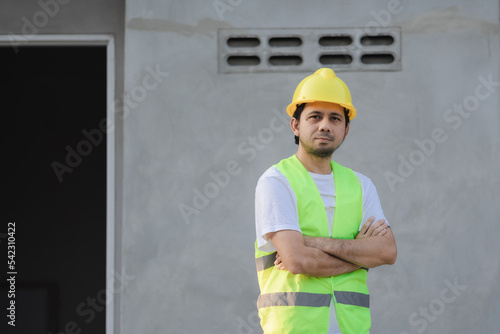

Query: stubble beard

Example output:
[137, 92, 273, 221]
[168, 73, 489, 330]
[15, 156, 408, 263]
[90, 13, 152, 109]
[299, 137, 339, 158]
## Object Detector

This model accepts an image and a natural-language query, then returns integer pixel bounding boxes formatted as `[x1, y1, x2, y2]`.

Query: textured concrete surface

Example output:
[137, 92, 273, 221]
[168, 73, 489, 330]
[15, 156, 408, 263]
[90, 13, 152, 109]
[5, 0, 498, 333]
[123, 1, 499, 333]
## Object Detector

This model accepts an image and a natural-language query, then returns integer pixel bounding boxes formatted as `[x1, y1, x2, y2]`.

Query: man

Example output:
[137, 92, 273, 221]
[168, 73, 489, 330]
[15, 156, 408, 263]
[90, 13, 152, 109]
[254, 68, 397, 334]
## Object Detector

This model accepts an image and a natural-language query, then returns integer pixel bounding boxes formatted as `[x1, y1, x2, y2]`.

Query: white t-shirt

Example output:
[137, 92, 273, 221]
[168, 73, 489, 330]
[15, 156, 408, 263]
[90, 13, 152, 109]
[254, 164, 388, 333]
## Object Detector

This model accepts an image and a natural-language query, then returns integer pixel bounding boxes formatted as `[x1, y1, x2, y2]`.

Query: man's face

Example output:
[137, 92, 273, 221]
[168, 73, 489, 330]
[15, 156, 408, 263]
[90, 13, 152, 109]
[292, 101, 349, 158]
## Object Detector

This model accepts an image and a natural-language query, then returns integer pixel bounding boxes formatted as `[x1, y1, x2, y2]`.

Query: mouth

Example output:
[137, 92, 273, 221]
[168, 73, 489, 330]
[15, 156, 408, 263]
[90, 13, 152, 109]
[316, 136, 333, 142]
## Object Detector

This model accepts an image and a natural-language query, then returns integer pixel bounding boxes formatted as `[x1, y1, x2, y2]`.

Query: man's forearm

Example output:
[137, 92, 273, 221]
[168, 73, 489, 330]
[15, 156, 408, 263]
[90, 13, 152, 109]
[279, 246, 361, 277]
[305, 231, 397, 268]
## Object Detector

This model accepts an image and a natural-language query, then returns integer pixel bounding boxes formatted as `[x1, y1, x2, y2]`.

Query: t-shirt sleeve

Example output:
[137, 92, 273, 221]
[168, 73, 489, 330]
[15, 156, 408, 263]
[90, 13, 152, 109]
[355, 172, 389, 230]
[255, 167, 301, 252]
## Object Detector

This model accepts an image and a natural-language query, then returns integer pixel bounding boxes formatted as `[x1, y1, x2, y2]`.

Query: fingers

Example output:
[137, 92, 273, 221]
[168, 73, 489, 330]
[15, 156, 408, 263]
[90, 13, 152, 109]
[274, 253, 280, 265]
[274, 253, 287, 271]
[359, 216, 375, 235]
[368, 219, 388, 236]
[358, 217, 388, 238]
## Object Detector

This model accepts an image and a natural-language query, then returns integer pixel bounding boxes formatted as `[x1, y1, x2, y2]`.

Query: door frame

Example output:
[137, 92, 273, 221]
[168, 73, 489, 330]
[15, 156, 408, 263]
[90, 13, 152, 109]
[0, 34, 116, 334]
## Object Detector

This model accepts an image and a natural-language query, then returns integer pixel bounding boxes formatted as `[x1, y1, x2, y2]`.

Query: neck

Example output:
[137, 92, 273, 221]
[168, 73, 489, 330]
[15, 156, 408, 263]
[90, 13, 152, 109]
[295, 147, 332, 174]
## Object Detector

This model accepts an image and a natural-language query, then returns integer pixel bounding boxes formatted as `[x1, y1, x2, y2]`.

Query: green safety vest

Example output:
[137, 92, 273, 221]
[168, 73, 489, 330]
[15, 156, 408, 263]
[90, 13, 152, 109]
[255, 155, 370, 334]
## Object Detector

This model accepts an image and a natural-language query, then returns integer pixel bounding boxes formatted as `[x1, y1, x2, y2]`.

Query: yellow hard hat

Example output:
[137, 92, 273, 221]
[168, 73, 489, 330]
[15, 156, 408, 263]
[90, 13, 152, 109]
[286, 68, 357, 120]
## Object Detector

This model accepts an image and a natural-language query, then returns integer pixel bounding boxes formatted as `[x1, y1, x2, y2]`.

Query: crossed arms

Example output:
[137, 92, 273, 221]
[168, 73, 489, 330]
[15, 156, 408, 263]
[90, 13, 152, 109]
[266, 217, 397, 277]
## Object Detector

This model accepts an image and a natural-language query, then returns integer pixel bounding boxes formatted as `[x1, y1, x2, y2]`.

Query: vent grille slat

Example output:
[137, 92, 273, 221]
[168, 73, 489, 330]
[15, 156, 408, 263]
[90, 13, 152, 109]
[360, 35, 394, 46]
[218, 27, 401, 73]
[319, 36, 353, 47]
[227, 37, 260, 48]
[361, 53, 395, 64]
[269, 55, 303, 66]
[319, 54, 353, 65]
[269, 37, 303, 47]
[227, 55, 260, 66]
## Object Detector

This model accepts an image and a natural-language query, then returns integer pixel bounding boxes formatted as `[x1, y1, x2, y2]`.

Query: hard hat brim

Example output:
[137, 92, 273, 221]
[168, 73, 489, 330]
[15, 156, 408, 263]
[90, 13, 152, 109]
[286, 100, 357, 120]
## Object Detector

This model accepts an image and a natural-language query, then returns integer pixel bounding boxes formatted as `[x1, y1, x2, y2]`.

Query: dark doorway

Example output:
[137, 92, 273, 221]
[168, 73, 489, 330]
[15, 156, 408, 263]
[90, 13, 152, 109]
[1, 46, 107, 334]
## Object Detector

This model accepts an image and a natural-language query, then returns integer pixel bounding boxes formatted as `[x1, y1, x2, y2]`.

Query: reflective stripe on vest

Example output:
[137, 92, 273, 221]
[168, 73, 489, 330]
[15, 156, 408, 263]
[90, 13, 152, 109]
[255, 155, 370, 334]
[334, 291, 370, 308]
[255, 252, 276, 272]
[258, 292, 331, 308]
[256, 291, 369, 309]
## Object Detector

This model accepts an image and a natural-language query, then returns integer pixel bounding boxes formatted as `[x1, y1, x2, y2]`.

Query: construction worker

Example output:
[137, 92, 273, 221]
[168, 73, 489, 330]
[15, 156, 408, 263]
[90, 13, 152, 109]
[254, 68, 397, 334]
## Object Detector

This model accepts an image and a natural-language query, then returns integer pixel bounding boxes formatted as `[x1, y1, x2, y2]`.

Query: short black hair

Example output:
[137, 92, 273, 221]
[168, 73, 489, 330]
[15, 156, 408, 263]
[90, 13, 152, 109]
[292, 103, 350, 145]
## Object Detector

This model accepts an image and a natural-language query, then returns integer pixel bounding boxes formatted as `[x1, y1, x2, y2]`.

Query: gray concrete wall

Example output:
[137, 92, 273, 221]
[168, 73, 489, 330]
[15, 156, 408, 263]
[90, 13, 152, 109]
[3, 0, 499, 333]
[5, 0, 495, 332]
[123, 1, 500, 333]
[3, 0, 498, 333]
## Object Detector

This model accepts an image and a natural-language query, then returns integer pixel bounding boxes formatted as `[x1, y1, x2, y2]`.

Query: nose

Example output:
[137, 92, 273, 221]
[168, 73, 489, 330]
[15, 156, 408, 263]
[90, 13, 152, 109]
[318, 118, 332, 133]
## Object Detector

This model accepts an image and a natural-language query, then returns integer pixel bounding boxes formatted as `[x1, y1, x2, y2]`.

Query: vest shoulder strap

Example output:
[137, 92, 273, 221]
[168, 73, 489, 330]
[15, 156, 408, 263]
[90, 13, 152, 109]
[331, 161, 362, 239]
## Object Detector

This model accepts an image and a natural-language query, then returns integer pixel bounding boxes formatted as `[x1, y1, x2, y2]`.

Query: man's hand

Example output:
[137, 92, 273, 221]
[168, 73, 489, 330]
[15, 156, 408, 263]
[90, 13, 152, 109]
[355, 216, 389, 240]
[274, 253, 286, 270]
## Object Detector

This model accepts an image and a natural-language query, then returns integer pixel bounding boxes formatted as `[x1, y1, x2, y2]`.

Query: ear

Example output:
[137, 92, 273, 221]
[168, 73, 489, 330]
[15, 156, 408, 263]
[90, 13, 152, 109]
[343, 123, 350, 140]
[290, 117, 300, 137]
